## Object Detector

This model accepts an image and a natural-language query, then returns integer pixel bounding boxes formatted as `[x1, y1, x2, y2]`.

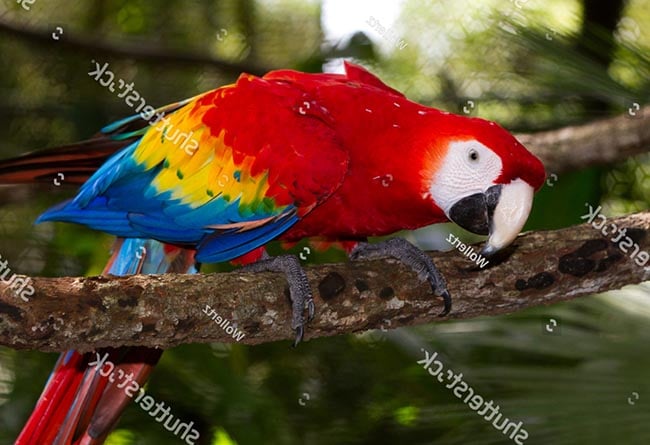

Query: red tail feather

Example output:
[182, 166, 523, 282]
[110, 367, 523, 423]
[15, 241, 196, 444]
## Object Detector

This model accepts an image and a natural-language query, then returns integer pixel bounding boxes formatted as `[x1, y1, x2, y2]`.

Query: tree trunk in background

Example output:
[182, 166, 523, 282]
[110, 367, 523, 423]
[576, 0, 627, 115]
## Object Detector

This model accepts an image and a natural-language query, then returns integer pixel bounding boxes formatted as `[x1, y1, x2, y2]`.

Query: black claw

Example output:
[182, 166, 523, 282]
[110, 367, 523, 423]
[307, 299, 315, 322]
[292, 325, 304, 348]
[351, 238, 453, 317]
[437, 290, 452, 317]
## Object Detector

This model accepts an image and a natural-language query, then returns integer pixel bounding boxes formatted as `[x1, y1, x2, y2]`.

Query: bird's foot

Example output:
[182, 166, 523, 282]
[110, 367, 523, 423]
[241, 254, 315, 346]
[349, 238, 451, 316]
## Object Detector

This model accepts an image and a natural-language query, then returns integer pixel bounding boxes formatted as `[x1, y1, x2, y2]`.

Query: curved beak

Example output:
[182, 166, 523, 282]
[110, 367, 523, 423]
[447, 178, 535, 257]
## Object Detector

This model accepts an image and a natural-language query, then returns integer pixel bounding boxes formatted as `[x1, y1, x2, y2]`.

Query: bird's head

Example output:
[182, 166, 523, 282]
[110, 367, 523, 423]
[422, 113, 546, 256]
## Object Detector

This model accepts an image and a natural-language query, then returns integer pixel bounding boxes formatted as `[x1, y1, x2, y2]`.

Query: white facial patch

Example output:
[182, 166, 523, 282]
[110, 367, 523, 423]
[428, 140, 503, 215]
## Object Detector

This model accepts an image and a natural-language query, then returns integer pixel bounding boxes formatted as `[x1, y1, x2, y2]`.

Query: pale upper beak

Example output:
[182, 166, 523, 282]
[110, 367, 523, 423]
[447, 178, 535, 257]
[480, 178, 534, 256]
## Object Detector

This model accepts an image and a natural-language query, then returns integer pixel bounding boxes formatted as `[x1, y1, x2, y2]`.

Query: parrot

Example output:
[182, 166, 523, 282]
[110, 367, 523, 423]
[0, 61, 546, 444]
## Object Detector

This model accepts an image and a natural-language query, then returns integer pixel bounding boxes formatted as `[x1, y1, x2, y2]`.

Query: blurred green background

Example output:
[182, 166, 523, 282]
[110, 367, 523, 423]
[0, 0, 649, 444]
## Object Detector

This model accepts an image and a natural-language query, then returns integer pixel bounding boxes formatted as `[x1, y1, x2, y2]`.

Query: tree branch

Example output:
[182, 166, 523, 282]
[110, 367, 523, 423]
[515, 106, 650, 174]
[1, 212, 648, 353]
[0, 17, 271, 76]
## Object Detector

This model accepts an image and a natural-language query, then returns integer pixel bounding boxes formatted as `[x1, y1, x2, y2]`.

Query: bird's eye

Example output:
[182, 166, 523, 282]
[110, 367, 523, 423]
[469, 149, 479, 162]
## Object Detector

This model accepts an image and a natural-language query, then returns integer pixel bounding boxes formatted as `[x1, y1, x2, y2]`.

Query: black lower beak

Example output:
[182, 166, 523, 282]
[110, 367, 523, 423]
[448, 185, 502, 236]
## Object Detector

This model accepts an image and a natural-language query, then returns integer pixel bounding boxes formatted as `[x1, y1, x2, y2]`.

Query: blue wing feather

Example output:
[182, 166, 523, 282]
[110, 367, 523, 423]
[195, 211, 299, 263]
[37, 137, 302, 262]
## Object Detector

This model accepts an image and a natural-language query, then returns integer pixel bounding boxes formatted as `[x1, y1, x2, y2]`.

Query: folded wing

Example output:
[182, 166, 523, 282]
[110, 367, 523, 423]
[38, 73, 350, 263]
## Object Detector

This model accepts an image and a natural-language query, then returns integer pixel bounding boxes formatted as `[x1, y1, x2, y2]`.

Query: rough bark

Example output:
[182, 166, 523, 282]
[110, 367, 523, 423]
[1, 212, 648, 353]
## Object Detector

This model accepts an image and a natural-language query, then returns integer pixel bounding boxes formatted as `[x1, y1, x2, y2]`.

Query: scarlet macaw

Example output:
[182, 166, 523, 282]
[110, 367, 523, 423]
[0, 62, 545, 444]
